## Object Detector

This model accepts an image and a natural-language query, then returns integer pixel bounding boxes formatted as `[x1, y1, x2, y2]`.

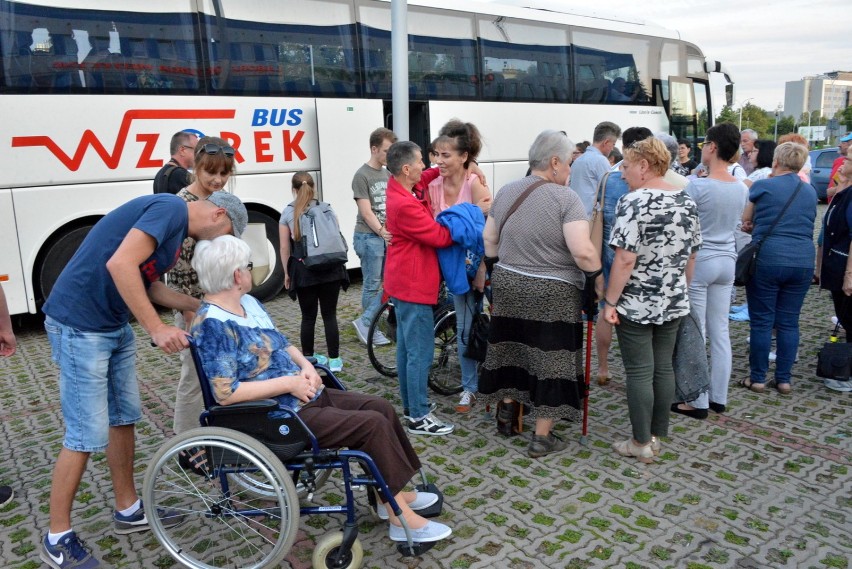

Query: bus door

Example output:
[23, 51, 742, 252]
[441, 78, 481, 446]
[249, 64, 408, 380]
[667, 76, 699, 147]
[383, 100, 431, 157]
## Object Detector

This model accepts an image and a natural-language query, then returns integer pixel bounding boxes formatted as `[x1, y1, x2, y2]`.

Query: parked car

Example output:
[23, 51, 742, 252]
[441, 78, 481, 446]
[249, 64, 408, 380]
[810, 147, 840, 202]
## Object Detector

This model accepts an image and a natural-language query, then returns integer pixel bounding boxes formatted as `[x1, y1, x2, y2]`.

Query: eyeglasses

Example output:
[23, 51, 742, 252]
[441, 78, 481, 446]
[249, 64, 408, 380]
[180, 144, 196, 152]
[199, 143, 236, 157]
[245, 262, 253, 271]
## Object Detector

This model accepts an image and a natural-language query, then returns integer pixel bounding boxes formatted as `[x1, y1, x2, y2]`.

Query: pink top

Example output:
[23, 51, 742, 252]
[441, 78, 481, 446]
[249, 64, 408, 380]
[428, 172, 476, 217]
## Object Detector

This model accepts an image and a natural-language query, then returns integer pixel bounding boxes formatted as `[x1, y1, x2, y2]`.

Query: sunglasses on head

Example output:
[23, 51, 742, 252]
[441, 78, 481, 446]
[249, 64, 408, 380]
[199, 143, 236, 157]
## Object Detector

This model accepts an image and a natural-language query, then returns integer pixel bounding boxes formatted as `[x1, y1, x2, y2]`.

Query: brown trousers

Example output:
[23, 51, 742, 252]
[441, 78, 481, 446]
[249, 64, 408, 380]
[299, 389, 421, 497]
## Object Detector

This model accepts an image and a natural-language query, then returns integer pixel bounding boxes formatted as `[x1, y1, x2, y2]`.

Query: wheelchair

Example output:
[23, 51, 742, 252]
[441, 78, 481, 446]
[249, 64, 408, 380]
[143, 338, 445, 569]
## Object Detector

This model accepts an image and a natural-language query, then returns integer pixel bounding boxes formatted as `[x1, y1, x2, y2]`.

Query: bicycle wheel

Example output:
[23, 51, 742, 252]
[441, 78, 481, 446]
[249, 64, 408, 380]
[428, 309, 463, 396]
[367, 300, 397, 377]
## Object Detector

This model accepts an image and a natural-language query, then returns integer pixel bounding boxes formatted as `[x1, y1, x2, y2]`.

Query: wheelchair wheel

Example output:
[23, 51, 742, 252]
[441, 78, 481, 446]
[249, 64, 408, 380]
[229, 468, 331, 501]
[311, 532, 363, 569]
[367, 301, 397, 377]
[143, 427, 300, 569]
[428, 309, 463, 396]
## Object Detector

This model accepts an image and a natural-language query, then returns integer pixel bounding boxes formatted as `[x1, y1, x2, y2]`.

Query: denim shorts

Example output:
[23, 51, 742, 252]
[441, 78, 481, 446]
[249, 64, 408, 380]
[45, 316, 141, 452]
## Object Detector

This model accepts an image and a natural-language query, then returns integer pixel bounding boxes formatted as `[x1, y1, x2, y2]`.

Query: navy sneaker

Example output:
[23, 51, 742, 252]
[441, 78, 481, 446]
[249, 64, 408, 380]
[40, 532, 100, 569]
[114, 501, 185, 535]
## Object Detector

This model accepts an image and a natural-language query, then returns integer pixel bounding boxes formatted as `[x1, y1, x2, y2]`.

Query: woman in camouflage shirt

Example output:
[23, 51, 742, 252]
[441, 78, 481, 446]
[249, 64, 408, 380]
[603, 138, 702, 463]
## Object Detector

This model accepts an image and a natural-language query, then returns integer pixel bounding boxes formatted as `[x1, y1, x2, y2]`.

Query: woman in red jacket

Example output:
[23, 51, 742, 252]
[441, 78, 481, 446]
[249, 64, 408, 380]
[384, 141, 455, 436]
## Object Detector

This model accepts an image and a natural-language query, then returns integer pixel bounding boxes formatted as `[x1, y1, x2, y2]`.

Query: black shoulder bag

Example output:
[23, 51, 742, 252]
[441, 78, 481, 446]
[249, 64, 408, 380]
[734, 181, 803, 286]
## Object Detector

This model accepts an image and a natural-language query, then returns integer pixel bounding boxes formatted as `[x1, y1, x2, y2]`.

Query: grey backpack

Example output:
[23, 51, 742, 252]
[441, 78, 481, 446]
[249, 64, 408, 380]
[294, 201, 348, 269]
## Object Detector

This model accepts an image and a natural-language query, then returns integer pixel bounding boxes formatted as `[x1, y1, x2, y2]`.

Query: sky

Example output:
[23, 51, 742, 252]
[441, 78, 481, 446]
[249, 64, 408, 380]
[486, 0, 851, 113]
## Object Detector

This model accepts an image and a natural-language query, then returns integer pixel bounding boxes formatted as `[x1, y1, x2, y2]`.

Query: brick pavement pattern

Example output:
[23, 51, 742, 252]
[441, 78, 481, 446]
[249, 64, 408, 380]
[0, 280, 849, 568]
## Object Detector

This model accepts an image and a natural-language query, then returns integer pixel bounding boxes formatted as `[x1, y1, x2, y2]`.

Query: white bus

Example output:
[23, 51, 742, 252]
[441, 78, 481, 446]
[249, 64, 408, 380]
[1, 0, 732, 315]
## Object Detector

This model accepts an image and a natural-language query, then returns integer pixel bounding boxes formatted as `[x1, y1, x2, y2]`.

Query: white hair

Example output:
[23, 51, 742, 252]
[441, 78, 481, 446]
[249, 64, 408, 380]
[529, 130, 574, 171]
[191, 235, 250, 294]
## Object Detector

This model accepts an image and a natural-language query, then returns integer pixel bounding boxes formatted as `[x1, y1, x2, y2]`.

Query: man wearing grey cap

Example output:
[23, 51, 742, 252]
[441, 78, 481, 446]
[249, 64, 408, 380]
[40, 190, 246, 568]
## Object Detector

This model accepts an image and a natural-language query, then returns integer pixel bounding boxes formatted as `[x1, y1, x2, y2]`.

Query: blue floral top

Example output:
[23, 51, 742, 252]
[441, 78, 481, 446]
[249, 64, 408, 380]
[191, 295, 321, 413]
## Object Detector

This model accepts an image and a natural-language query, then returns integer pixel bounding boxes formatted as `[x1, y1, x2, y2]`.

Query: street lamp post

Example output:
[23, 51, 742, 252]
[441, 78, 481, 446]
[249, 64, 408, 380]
[738, 97, 754, 131]
[774, 105, 781, 142]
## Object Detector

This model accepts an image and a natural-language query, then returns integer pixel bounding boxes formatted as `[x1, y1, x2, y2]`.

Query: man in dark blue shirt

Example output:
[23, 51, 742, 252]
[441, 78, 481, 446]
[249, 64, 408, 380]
[40, 192, 246, 569]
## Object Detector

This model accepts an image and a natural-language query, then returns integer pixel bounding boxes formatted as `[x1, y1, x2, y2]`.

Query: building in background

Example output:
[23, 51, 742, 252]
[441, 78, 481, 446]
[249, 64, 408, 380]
[784, 71, 852, 121]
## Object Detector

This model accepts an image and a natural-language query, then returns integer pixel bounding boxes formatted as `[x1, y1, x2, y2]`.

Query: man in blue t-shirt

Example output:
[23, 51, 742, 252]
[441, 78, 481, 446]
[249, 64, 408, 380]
[40, 192, 247, 569]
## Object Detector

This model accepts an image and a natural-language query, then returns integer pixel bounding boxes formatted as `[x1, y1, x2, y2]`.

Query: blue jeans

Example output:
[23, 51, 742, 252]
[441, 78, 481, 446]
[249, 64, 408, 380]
[392, 298, 433, 419]
[454, 290, 482, 393]
[45, 316, 141, 452]
[745, 264, 811, 384]
[354, 232, 385, 327]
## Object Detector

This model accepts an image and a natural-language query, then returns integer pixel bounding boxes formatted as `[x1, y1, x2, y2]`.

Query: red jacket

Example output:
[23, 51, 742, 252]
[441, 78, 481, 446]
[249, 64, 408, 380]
[384, 168, 452, 304]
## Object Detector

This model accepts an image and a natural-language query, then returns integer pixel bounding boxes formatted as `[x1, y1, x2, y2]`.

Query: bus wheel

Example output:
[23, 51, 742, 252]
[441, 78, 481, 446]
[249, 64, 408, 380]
[248, 210, 285, 301]
[37, 225, 94, 307]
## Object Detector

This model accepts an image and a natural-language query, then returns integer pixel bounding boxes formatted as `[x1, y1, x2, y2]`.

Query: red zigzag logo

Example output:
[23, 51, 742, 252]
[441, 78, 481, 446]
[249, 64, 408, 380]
[11, 109, 235, 171]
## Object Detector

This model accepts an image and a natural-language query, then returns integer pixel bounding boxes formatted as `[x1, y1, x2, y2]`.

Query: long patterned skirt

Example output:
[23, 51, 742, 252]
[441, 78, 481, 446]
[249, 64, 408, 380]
[478, 267, 585, 421]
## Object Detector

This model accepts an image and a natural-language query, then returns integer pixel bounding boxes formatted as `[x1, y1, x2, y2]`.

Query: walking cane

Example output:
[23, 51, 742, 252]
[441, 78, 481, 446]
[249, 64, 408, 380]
[580, 270, 601, 446]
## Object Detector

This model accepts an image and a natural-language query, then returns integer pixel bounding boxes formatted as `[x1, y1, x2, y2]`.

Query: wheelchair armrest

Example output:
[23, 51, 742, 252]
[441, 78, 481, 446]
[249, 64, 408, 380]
[208, 399, 278, 417]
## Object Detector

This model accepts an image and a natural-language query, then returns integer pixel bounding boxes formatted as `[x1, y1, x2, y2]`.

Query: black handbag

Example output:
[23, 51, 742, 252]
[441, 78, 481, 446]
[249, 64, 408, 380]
[464, 311, 490, 362]
[817, 324, 852, 381]
[734, 181, 803, 287]
[734, 241, 761, 287]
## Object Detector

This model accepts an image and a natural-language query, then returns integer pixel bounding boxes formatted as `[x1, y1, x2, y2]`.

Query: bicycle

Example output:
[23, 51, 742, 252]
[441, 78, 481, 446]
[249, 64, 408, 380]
[367, 299, 462, 396]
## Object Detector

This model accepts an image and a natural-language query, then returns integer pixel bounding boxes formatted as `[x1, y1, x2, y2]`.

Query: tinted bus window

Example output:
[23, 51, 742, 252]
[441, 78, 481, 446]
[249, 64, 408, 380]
[202, 14, 359, 97]
[478, 18, 570, 103]
[0, 1, 200, 94]
[572, 29, 652, 105]
[359, 25, 477, 100]
[480, 40, 570, 102]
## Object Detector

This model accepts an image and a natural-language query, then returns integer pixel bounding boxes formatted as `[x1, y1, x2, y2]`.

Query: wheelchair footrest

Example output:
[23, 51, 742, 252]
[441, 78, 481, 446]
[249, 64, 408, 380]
[397, 540, 436, 557]
[414, 482, 443, 519]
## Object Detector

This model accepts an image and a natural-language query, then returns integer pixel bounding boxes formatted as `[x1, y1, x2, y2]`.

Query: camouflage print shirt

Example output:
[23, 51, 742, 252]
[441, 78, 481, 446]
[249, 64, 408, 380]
[609, 188, 702, 325]
[166, 187, 203, 299]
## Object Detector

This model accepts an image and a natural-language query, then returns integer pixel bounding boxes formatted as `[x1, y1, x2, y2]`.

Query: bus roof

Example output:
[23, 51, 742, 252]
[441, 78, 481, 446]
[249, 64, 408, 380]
[401, 0, 682, 41]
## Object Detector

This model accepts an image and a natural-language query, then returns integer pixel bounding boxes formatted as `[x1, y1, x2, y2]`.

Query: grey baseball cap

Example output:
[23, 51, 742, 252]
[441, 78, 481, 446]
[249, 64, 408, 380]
[207, 191, 248, 237]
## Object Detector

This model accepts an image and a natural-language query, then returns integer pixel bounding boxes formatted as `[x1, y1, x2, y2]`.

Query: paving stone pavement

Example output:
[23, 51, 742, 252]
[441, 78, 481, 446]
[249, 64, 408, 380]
[0, 279, 849, 569]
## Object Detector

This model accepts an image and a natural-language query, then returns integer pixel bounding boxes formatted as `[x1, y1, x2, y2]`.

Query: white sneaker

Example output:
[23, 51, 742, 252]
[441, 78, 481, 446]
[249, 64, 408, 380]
[376, 492, 439, 520]
[352, 320, 369, 345]
[407, 413, 454, 436]
[403, 402, 437, 422]
[455, 391, 475, 413]
[372, 329, 391, 346]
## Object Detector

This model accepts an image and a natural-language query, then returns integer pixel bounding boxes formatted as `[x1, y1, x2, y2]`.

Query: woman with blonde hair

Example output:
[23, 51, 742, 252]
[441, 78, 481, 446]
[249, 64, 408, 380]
[279, 172, 349, 371]
[740, 142, 816, 394]
[170, 136, 239, 436]
[603, 137, 701, 462]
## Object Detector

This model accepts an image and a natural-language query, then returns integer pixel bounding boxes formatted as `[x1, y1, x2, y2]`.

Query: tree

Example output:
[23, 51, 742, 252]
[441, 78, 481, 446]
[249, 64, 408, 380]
[716, 105, 737, 125]
[776, 115, 796, 137]
[740, 103, 771, 137]
[842, 105, 852, 130]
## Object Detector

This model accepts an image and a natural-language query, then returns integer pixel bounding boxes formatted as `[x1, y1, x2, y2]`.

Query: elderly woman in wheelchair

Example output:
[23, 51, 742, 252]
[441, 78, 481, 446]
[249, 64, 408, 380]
[144, 234, 451, 569]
